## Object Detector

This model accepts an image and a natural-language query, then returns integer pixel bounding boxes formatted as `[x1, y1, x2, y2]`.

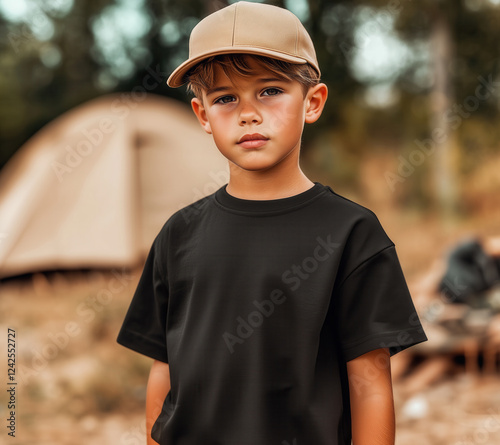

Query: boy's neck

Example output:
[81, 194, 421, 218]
[225, 166, 314, 200]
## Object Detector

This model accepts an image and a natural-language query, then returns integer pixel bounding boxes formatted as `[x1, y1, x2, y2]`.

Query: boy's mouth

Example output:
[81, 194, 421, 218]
[237, 133, 269, 149]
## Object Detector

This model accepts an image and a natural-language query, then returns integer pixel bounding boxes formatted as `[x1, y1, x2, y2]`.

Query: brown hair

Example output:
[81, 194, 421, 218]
[186, 54, 320, 99]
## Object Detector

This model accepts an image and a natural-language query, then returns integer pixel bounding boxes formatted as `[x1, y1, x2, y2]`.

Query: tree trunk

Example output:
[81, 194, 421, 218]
[429, 7, 459, 217]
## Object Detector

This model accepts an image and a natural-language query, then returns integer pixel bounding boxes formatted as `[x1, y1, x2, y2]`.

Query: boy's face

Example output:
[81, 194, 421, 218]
[191, 57, 327, 174]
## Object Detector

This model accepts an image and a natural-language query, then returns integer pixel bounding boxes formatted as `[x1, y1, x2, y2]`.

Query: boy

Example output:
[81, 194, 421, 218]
[117, 2, 427, 444]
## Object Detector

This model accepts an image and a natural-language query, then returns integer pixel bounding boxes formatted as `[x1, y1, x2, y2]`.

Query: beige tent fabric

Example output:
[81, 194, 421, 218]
[0, 93, 228, 278]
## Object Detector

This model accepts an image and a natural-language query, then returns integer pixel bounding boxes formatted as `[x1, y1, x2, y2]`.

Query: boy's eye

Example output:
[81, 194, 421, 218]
[214, 95, 235, 104]
[262, 88, 283, 96]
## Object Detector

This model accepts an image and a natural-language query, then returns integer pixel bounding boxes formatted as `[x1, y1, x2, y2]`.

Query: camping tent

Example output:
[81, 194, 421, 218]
[0, 93, 228, 278]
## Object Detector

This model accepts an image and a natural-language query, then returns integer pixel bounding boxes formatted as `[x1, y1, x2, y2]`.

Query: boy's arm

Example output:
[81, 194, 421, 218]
[146, 360, 171, 445]
[346, 348, 395, 445]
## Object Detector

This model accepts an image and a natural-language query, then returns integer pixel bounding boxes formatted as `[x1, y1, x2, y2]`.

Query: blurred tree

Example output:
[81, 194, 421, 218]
[392, 0, 499, 213]
[0, 0, 110, 168]
[329, 0, 500, 213]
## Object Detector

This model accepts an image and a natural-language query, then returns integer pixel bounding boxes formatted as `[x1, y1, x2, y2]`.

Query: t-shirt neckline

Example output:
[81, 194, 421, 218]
[214, 182, 327, 215]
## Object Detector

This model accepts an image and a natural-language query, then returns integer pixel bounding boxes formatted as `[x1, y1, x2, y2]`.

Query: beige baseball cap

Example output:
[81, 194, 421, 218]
[166, 1, 320, 88]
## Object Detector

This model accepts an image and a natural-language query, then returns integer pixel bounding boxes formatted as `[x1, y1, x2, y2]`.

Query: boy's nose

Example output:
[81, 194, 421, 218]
[239, 102, 262, 125]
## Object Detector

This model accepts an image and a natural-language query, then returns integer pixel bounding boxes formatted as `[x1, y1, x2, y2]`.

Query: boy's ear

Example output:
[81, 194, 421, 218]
[304, 83, 328, 124]
[191, 97, 212, 134]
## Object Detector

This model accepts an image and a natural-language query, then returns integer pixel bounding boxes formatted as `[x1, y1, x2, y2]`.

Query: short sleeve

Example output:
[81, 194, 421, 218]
[117, 238, 169, 363]
[334, 245, 427, 362]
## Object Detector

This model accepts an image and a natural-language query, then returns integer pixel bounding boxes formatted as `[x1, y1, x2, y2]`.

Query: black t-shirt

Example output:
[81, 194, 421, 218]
[117, 182, 427, 445]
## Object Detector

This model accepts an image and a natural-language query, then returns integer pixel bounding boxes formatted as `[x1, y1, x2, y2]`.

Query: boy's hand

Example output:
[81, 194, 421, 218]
[146, 360, 171, 445]
[346, 348, 395, 445]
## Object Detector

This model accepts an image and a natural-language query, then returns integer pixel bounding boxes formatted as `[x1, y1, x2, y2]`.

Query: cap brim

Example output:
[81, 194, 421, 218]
[166, 47, 314, 88]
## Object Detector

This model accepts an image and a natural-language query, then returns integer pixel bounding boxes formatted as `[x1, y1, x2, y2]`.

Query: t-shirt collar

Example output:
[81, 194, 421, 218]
[214, 182, 327, 214]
